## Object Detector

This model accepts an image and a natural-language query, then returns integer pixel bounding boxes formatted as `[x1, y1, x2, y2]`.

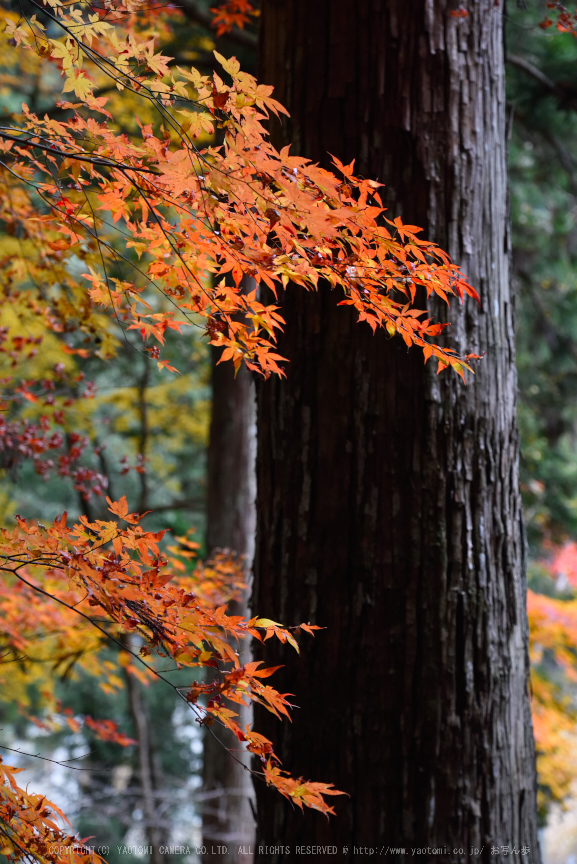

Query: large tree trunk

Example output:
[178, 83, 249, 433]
[252, 1, 540, 861]
[201, 352, 256, 864]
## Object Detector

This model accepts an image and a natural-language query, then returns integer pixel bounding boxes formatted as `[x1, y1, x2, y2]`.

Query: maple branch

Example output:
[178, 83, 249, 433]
[2, 561, 260, 777]
[75, 183, 182, 355]
[0, 745, 102, 772]
[0, 129, 162, 176]
[7, 567, 177, 689]
[0, 160, 204, 351]
[2, 569, 276, 805]
[24, 0, 188, 121]
[0, 824, 42, 864]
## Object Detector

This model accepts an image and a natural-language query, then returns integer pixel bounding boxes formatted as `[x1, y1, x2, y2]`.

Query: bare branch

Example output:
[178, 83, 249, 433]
[508, 54, 560, 93]
[508, 53, 577, 111]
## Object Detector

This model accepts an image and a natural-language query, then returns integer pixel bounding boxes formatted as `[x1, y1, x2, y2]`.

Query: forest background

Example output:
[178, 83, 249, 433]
[2, 0, 577, 861]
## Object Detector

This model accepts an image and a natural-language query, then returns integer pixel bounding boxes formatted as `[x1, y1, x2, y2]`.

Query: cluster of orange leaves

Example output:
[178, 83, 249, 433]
[1, 0, 479, 381]
[209, 0, 258, 36]
[0, 496, 341, 859]
[0, 756, 96, 864]
[540, 0, 577, 34]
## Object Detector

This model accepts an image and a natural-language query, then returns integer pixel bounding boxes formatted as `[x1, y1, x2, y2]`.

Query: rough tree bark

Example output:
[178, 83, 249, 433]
[201, 352, 256, 864]
[252, 1, 541, 862]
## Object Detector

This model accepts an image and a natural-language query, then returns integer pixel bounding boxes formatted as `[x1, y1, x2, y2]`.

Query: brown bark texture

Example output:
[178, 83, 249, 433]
[202, 353, 256, 864]
[252, 1, 541, 862]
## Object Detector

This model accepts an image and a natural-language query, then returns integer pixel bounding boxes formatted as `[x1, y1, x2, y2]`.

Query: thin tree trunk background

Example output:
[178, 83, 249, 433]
[201, 349, 256, 864]
[252, 1, 540, 862]
[123, 663, 168, 864]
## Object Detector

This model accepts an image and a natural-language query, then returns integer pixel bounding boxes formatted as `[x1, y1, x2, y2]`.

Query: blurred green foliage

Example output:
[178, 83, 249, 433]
[508, 4, 577, 549]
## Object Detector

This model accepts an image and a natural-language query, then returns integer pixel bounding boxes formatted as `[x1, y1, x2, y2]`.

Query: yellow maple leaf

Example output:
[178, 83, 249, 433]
[62, 71, 93, 100]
